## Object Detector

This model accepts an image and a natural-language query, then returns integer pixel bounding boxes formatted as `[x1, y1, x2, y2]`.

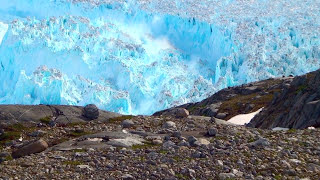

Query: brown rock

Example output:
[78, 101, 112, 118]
[174, 108, 189, 118]
[12, 139, 48, 158]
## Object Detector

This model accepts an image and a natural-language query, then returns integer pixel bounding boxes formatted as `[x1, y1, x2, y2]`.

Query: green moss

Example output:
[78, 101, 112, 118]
[4, 155, 13, 161]
[63, 160, 83, 166]
[72, 149, 87, 152]
[159, 150, 168, 154]
[108, 115, 134, 124]
[0, 131, 21, 145]
[0, 123, 32, 146]
[287, 129, 297, 133]
[39, 116, 52, 124]
[219, 92, 275, 120]
[175, 173, 188, 179]
[172, 156, 181, 162]
[274, 175, 282, 180]
[296, 85, 308, 93]
[68, 130, 92, 137]
[131, 141, 159, 150]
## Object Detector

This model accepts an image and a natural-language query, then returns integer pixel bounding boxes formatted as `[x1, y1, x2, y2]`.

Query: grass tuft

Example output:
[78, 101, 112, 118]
[108, 115, 134, 124]
[39, 116, 52, 124]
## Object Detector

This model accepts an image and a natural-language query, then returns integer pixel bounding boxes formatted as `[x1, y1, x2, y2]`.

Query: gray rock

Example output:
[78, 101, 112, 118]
[162, 121, 176, 129]
[28, 130, 46, 137]
[191, 151, 201, 158]
[121, 119, 135, 128]
[187, 136, 198, 146]
[178, 140, 190, 147]
[152, 139, 163, 145]
[249, 138, 270, 148]
[12, 139, 48, 158]
[207, 128, 217, 136]
[172, 131, 182, 138]
[175, 108, 189, 118]
[219, 173, 235, 180]
[83, 104, 99, 120]
[284, 169, 296, 176]
[121, 174, 134, 180]
[216, 113, 227, 119]
[162, 141, 177, 150]
[307, 163, 320, 172]
[193, 138, 210, 147]
[77, 165, 93, 171]
[217, 160, 223, 167]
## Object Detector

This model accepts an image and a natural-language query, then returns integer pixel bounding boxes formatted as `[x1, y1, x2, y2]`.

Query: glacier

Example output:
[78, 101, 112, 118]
[0, 0, 319, 115]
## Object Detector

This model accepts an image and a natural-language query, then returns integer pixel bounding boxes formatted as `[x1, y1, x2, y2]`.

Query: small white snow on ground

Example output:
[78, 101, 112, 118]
[228, 108, 263, 125]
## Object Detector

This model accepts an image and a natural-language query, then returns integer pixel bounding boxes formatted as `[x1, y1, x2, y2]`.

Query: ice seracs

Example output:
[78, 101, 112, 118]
[0, 0, 319, 115]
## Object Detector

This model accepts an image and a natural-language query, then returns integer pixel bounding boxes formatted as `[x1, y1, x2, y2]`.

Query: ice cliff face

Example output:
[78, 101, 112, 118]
[0, 0, 319, 115]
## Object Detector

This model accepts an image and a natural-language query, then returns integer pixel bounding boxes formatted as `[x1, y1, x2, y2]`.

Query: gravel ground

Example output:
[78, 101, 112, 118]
[0, 114, 319, 180]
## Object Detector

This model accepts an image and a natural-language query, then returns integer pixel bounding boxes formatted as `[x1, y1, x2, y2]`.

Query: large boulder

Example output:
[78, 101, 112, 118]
[83, 104, 99, 120]
[12, 139, 48, 158]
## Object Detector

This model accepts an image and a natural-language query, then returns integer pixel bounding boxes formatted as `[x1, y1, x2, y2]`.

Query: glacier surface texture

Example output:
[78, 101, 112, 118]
[0, 0, 319, 115]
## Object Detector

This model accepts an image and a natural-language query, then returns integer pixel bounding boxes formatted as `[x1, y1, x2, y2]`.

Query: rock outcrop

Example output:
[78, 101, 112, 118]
[248, 69, 320, 129]
[0, 105, 121, 125]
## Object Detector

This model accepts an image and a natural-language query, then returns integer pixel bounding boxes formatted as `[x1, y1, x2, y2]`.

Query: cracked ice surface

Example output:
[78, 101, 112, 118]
[0, 0, 319, 115]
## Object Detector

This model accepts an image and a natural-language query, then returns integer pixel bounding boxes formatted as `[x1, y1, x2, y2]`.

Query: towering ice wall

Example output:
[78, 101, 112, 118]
[0, 0, 319, 115]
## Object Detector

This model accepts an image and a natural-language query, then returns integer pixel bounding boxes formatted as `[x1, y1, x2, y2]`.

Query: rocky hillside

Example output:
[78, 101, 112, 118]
[248, 69, 320, 129]
[154, 77, 292, 123]
[1, 105, 320, 179]
[156, 69, 320, 130]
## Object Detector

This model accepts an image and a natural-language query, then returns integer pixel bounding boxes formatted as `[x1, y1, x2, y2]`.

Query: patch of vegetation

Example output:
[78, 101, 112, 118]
[68, 130, 92, 137]
[131, 141, 159, 150]
[213, 136, 228, 141]
[0, 123, 33, 146]
[248, 137, 256, 143]
[159, 150, 168, 154]
[108, 115, 134, 124]
[219, 92, 275, 120]
[63, 160, 83, 166]
[4, 155, 13, 161]
[39, 116, 52, 124]
[296, 85, 308, 93]
[175, 173, 188, 179]
[274, 175, 282, 180]
[172, 156, 181, 162]
[72, 149, 87, 153]
[287, 129, 297, 133]
[0, 131, 21, 145]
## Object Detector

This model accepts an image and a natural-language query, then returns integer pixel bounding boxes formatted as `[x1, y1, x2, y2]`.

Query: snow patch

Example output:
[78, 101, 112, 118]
[228, 108, 263, 125]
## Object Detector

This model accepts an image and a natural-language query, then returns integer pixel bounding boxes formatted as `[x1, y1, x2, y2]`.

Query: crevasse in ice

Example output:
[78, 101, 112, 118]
[0, 0, 319, 115]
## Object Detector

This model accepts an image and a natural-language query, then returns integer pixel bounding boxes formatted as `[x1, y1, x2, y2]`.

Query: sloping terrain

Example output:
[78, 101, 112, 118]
[156, 69, 320, 129]
[1, 109, 320, 179]
[154, 76, 291, 120]
[249, 69, 320, 129]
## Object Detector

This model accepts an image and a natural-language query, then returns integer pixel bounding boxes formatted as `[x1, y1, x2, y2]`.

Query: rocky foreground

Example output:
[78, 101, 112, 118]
[0, 104, 319, 179]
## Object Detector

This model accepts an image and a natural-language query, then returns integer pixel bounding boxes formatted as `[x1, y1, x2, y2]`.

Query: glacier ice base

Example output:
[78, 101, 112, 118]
[0, 0, 319, 115]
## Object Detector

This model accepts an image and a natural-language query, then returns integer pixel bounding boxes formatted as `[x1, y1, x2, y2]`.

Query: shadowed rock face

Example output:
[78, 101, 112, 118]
[155, 69, 320, 129]
[154, 77, 290, 121]
[248, 69, 320, 129]
[0, 105, 121, 125]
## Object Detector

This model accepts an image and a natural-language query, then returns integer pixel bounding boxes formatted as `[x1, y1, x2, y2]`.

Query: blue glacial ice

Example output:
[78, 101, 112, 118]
[0, 0, 319, 115]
